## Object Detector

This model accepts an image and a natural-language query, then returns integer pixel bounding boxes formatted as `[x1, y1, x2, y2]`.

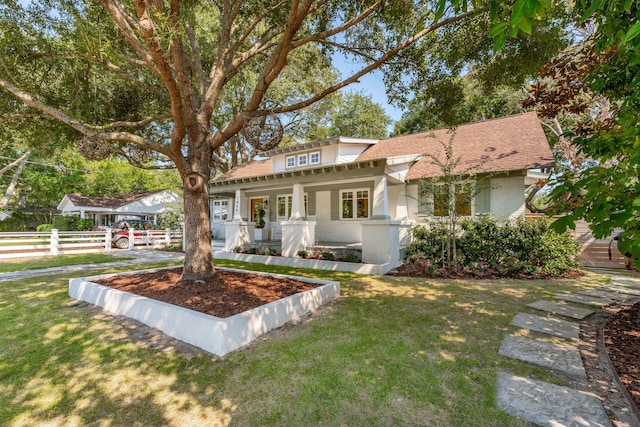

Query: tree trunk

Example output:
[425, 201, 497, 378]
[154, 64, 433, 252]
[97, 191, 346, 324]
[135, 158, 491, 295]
[0, 151, 30, 209]
[181, 141, 214, 281]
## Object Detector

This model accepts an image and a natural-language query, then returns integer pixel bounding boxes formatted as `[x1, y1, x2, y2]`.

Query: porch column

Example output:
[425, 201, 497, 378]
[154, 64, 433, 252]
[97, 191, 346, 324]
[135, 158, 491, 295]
[225, 189, 253, 251]
[372, 176, 391, 220]
[290, 183, 305, 220]
[80, 208, 85, 219]
[233, 189, 248, 220]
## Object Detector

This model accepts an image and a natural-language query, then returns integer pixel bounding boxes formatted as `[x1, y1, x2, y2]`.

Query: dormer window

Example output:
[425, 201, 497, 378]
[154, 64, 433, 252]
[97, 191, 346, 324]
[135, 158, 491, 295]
[310, 151, 320, 165]
[285, 155, 295, 168]
[298, 153, 308, 166]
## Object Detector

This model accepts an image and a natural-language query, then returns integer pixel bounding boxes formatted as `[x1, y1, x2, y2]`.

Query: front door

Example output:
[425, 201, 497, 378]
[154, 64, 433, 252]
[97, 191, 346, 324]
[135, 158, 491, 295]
[250, 198, 264, 223]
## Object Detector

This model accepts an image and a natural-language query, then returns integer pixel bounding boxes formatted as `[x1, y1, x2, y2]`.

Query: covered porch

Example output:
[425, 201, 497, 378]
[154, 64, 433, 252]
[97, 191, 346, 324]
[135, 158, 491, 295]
[210, 163, 413, 267]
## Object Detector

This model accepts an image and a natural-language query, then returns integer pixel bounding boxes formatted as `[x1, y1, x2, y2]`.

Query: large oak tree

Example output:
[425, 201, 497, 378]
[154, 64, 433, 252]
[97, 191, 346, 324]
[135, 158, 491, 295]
[0, 0, 542, 280]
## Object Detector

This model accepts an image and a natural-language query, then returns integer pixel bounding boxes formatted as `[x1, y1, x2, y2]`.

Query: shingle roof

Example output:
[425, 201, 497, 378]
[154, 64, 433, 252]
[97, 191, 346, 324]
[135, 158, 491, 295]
[357, 112, 554, 180]
[65, 190, 167, 209]
[211, 113, 554, 184]
[213, 159, 272, 182]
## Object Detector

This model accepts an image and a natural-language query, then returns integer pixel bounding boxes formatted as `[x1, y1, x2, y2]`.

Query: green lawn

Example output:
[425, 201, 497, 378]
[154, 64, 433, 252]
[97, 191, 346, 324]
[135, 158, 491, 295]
[0, 253, 134, 273]
[0, 260, 609, 426]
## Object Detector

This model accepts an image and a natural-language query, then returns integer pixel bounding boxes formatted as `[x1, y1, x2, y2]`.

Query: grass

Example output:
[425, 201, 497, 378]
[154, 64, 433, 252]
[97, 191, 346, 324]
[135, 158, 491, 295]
[0, 259, 611, 426]
[0, 253, 134, 273]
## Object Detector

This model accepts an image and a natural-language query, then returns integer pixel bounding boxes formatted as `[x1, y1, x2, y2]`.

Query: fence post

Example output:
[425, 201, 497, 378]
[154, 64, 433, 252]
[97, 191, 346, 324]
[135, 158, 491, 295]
[182, 222, 186, 251]
[50, 229, 59, 256]
[146, 230, 151, 248]
[105, 228, 112, 251]
[165, 228, 171, 246]
[128, 227, 135, 250]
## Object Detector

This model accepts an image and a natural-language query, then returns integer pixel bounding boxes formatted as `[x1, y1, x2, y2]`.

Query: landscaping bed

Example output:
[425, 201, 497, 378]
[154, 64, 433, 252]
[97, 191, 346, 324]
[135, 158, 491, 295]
[94, 267, 321, 318]
[604, 301, 640, 413]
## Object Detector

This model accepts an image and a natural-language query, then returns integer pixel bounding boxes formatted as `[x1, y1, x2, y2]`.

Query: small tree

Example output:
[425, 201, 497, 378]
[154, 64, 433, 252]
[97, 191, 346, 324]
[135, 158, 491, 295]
[417, 130, 491, 269]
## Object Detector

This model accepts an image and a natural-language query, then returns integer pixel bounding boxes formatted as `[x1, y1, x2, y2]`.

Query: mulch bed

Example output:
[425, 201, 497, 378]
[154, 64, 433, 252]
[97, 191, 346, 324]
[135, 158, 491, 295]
[604, 301, 640, 412]
[94, 267, 320, 318]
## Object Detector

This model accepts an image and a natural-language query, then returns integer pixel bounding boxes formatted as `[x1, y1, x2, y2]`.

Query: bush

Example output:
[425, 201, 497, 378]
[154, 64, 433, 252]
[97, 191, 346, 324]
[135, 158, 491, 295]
[321, 251, 335, 261]
[51, 215, 94, 231]
[404, 216, 580, 278]
[297, 250, 308, 258]
[264, 247, 278, 256]
[36, 224, 54, 232]
[345, 251, 360, 263]
[247, 247, 258, 254]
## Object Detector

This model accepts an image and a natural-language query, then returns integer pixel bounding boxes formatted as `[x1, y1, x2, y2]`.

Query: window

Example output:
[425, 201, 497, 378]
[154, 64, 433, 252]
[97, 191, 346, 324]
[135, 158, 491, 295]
[418, 182, 472, 217]
[211, 199, 229, 221]
[310, 151, 320, 165]
[277, 194, 308, 219]
[285, 155, 295, 168]
[341, 189, 369, 219]
[298, 153, 308, 166]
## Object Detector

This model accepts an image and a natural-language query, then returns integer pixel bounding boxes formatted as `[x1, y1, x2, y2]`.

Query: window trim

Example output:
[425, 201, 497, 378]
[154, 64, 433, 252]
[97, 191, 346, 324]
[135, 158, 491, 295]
[297, 153, 308, 166]
[276, 193, 308, 220]
[309, 151, 321, 165]
[285, 155, 296, 168]
[339, 188, 370, 220]
[211, 199, 229, 221]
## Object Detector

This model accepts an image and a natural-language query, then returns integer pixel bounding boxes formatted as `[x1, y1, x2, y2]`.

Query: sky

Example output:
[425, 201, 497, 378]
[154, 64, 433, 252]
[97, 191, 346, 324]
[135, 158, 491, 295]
[331, 53, 405, 127]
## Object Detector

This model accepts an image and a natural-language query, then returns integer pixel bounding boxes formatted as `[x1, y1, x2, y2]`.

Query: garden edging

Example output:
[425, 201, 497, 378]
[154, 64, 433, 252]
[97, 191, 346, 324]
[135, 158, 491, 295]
[213, 251, 394, 274]
[69, 266, 340, 356]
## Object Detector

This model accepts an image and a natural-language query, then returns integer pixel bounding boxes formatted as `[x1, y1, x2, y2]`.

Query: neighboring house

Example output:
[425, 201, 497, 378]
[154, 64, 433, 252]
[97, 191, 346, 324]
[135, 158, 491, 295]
[57, 189, 182, 227]
[209, 112, 555, 270]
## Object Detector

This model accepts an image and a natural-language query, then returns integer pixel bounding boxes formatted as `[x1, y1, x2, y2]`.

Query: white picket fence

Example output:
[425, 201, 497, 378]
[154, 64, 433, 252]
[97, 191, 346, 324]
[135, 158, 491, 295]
[0, 228, 183, 259]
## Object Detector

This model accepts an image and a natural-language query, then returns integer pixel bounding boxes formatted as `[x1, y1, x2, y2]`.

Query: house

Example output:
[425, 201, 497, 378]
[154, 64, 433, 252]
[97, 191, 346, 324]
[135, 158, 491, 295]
[57, 189, 182, 227]
[209, 112, 555, 270]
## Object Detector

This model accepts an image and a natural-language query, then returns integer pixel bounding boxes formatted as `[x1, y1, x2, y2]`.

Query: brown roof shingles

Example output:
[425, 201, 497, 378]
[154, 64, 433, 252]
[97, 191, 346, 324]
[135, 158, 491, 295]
[357, 112, 555, 180]
[213, 159, 272, 182]
[66, 190, 166, 209]
[212, 113, 554, 184]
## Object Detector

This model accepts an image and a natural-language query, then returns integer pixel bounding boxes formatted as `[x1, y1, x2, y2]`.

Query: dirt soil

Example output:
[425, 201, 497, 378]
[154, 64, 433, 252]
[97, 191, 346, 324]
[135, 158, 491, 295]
[94, 267, 319, 318]
[604, 302, 640, 413]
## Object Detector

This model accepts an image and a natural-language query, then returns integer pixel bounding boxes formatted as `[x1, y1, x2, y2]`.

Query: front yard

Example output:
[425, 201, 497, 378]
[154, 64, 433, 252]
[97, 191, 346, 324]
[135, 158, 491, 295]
[0, 259, 610, 426]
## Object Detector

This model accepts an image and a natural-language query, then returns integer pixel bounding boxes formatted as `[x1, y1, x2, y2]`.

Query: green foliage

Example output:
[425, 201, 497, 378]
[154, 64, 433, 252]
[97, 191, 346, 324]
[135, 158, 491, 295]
[0, 211, 52, 231]
[36, 224, 54, 232]
[320, 251, 335, 261]
[406, 216, 580, 277]
[264, 247, 278, 256]
[344, 251, 361, 263]
[247, 247, 258, 254]
[50, 216, 94, 231]
[156, 202, 184, 230]
[297, 250, 308, 259]
[255, 209, 266, 229]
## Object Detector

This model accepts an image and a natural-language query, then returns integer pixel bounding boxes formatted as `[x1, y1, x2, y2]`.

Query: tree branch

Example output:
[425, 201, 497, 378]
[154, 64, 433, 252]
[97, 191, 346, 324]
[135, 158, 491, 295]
[88, 113, 172, 130]
[274, 10, 479, 114]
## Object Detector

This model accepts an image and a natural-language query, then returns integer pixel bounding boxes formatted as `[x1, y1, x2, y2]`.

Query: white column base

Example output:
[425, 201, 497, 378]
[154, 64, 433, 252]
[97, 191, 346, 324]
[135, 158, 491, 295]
[281, 220, 316, 258]
[224, 221, 255, 252]
[361, 220, 401, 266]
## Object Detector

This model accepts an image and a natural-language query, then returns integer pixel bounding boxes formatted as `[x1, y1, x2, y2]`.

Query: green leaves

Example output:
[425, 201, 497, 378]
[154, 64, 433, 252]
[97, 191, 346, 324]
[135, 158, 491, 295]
[622, 22, 640, 45]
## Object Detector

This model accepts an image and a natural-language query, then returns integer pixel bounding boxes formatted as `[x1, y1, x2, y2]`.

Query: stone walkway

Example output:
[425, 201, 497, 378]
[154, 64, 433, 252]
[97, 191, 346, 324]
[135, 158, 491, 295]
[0, 250, 184, 282]
[497, 269, 640, 427]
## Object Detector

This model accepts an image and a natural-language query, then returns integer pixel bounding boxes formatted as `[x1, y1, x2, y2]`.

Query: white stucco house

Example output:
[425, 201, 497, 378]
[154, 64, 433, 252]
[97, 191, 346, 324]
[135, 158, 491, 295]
[209, 112, 555, 270]
[57, 189, 182, 227]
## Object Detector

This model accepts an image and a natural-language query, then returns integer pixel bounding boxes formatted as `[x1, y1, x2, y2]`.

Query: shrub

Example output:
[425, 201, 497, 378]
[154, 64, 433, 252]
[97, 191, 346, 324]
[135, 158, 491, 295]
[233, 245, 246, 253]
[297, 250, 308, 258]
[405, 216, 580, 278]
[321, 251, 335, 261]
[51, 215, 94, 231]
[247, 247, 258, 254]
[345, 251, 360, 263]
[264, 247, 278, 256]
[36, 224, 54, 232]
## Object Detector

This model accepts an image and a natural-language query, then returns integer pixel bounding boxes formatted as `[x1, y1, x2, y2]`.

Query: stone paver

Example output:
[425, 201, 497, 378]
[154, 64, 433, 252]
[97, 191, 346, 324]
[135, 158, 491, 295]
[527, 300, 595, 320]
[497, 372, 612, 427]
[610, 280, 640, 290]
[553, 293, 616, 307]
[499, 335, 586, 378]
[601, 286, 640, 296]
[579, 289, 637, 302]
[510, 312, 579, 340]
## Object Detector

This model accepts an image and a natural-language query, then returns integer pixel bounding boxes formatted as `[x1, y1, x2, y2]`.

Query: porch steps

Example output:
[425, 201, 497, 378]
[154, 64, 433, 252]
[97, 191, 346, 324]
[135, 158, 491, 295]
[574, 220, 628, 269]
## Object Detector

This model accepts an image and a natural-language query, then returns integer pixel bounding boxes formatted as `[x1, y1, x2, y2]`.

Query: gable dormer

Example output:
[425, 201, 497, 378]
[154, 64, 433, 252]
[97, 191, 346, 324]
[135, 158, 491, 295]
[262, 137, 378, 173]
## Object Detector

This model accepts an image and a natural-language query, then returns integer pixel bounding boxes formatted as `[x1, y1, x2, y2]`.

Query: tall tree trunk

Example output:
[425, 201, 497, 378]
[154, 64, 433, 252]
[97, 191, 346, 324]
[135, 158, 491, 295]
[181, 141, 214, 281]
[0, 151, 30, 209]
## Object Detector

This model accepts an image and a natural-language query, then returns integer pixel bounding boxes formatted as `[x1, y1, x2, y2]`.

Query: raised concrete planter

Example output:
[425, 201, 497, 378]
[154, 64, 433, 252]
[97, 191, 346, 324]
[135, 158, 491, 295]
[69, 267, 340, 357]
[214, 251, 392, 274]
